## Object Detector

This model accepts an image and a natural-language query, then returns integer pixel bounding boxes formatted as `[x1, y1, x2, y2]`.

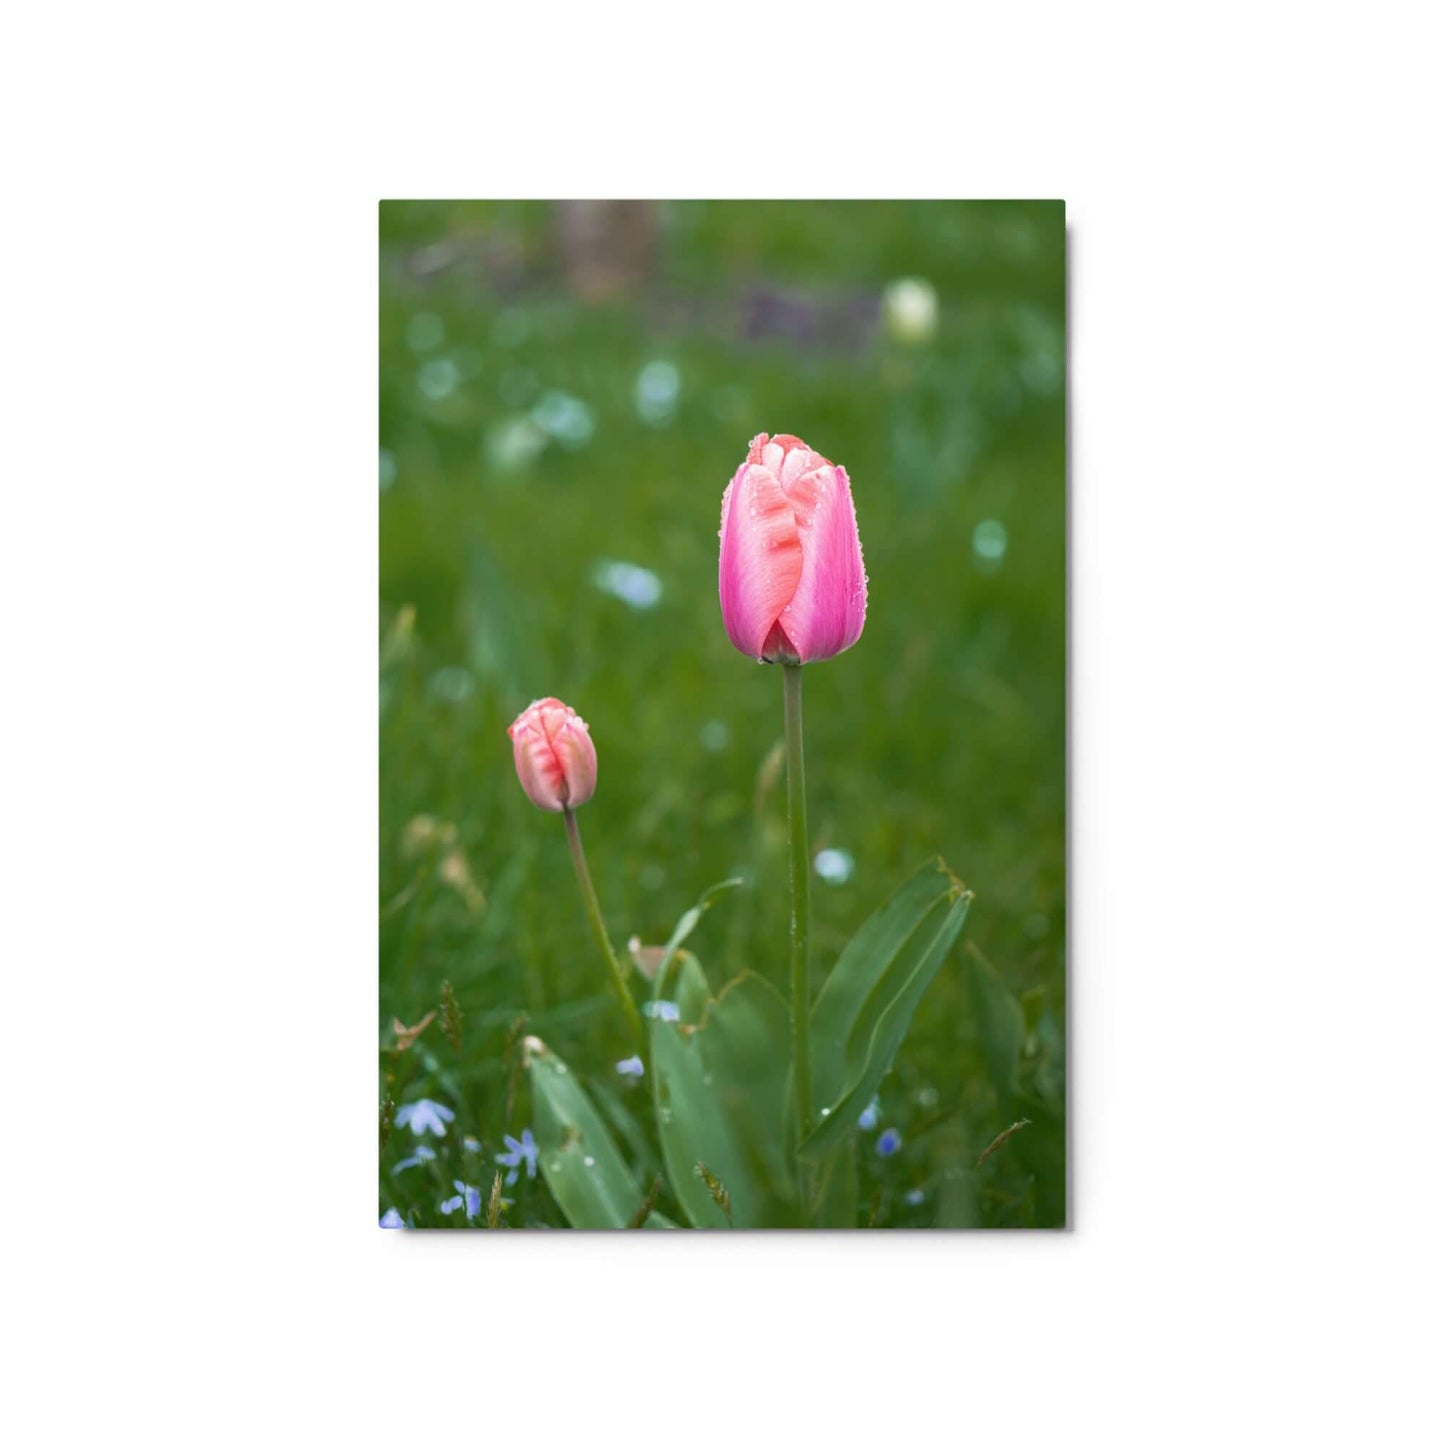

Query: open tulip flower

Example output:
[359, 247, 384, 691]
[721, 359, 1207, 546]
[718, 433, 867, 664]
[716, 431, 869, 1186]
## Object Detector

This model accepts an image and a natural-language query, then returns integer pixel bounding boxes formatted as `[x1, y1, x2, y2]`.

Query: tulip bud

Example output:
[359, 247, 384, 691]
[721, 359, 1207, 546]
[718, 433, 867, 664]
[507, 697, 598, 811]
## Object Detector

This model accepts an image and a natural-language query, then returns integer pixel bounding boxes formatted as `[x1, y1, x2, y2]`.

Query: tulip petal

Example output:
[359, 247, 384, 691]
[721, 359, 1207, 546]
[549, 711, 597, 808]
[777, 464, 867, 663]
[719, 461, 804, 660]
[513, 726, 567, 810]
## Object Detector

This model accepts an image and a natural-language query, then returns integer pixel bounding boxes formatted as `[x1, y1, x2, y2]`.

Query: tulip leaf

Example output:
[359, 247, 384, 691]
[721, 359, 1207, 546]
[965, 942, 1025, 1102]
[527, 1038, 675, 1229]
[800, 858, 973, 1163]
[657, 877, 744, 977]
[808, 1136, 859, 1227]
[652, 947, 710, 1025]
[651, 971, 795, 1228]
[640, 877, 745, 1027]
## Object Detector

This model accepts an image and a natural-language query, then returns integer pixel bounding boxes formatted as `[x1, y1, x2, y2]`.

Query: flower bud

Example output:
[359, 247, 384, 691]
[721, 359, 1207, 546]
[718, 433, 867, 664]
[507, 697, 597, 811]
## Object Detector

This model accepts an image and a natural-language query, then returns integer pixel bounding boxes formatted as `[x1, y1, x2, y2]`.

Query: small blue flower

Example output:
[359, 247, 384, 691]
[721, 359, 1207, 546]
[495, 1128, 539, 1185]
[441, 1181, 481, 1219]
[857, 1097, 881, 1131]
[379, 1207, 407, 1228]
[876, 1127, 903, 1159]
[462, 1136, 482, 1153]
[643, 1000, 681, 1023]
[615, 1055, 645, 1078]
[391, 1144, 436, 1174]
[591, 559, 663, 610]
[904, 1189, 926, 1207]
[394, 1099, 455, 1137]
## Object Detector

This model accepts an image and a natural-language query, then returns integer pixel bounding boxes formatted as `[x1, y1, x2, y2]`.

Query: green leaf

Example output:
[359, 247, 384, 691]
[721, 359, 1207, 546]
[800, 858, 973, 1163]
[1019, 984, 1047, 1036]
[966, 942, 1025, 1102]
[652, 948, 710, 1024]
[808, 1136, 858, 1227]
[651, 971, 795, 1228]
[527, 1038, 675, 1229]
[652, 878, 744, 989]
[642, 878, 744, 1024]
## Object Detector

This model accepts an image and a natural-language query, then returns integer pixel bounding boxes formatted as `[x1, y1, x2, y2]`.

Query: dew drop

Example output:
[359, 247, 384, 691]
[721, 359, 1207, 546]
[583, 1156, 596, 1168]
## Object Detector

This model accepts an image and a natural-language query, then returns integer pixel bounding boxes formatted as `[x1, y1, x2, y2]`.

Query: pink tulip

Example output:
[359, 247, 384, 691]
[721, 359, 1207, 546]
[507, 697, 598, 812]
[718, 432, 867, 664]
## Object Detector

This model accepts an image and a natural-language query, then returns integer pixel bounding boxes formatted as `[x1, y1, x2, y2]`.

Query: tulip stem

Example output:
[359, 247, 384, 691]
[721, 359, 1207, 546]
[782, 662, 814, 1210]
[563, 805, 643, 1046]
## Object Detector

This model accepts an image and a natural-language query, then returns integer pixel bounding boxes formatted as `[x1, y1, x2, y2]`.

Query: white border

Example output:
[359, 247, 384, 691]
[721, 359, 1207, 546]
[6, 6, 1442, 1438]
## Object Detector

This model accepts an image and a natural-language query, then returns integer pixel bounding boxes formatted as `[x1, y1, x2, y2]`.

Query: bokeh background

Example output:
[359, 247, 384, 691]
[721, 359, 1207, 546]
[380, 199, 1065, 1227]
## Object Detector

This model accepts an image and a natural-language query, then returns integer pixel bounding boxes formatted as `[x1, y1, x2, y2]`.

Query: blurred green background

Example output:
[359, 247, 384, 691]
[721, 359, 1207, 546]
[380, 199, 1066, 1227]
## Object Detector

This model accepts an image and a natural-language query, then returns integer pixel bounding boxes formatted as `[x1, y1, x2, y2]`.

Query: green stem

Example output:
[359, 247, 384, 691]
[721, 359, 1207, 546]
[782, 663, 814, 1196]
[563, 805, 643, 1046]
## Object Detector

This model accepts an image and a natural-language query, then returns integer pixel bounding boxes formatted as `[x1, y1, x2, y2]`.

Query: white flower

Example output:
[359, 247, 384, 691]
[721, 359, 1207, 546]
[882, 277, 938, 346]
